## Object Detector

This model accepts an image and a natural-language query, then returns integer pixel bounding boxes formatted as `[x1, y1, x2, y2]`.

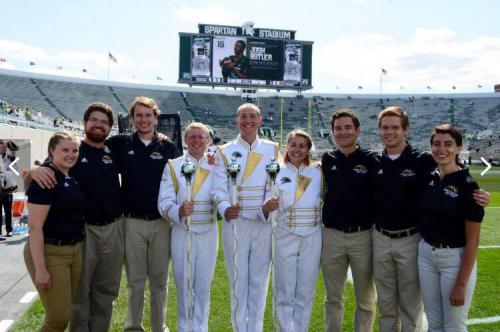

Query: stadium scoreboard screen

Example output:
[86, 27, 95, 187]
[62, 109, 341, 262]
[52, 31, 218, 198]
[178, 22, 313, 91]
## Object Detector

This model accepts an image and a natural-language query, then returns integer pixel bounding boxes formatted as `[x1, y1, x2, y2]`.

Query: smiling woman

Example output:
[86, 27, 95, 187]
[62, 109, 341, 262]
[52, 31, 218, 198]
[23, 131, 85, 332]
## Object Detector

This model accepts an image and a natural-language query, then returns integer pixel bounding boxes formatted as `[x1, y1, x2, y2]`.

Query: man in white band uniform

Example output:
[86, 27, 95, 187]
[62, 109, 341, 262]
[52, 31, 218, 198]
[213, 103, 280, 332]
[158, 123, 218, 332]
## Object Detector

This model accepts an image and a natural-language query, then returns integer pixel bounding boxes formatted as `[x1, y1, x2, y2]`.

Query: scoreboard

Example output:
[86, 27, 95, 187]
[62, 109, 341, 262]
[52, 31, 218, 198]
[179, 22, 313, 91]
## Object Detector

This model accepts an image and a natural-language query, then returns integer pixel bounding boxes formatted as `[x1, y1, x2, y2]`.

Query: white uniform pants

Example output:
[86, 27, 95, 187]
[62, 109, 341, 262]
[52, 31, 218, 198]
[171, 224, 218, 332]
[418, 240, 476, 332]
[222, 218, 272, 332]
[275, 227, 322, 332]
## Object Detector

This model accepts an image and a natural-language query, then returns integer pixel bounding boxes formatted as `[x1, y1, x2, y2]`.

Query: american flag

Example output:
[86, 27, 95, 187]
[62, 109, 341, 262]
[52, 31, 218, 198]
[108, 52, 117, 63]
[381, 68, 387, 75]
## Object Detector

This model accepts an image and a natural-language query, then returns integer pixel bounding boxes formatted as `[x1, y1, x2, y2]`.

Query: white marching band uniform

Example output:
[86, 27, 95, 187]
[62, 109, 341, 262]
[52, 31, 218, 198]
[266, 163, 322, 332]
[158, 153, 218, 332]
[213, 135, 279, 332]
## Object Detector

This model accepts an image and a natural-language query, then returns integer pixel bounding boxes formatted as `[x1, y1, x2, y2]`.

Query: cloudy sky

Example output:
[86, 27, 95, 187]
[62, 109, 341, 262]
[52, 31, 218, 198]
[1, 0, 499, 93]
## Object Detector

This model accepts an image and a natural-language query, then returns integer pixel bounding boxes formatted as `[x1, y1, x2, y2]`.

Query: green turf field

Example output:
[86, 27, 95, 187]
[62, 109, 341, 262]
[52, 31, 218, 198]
[11, 167, 500, 331]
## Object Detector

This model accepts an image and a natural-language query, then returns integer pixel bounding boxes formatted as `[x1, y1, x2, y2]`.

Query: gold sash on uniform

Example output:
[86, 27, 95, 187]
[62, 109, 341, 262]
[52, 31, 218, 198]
[192, 167, 210, 197]
[294, 174, 312, 204]
[242, 151, 263, 182]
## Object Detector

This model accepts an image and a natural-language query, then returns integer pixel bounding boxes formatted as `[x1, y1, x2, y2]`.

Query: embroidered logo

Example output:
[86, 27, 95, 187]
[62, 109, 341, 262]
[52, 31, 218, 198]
[331, 165, 337, 171]
[102, 155, 113, 165]
[353, 164, 368, 175]
[400, 169, 416, 177]
[64, 182, 70, 188]
[150, 152, 164, 160]
[232, 151, 242, 158]
[80, 157, 88, 163]
[428, 180, 434, 186]
[280, 177, 291, 184]
[377, 169, 383, 175]
[444, 185, 459, 198]
[128, 150, 134, 155]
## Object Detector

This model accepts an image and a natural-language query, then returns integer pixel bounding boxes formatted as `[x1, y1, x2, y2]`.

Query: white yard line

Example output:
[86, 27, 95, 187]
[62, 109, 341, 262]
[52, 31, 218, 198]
[479, 245, 500, 249]
[0, 320, 14, 332]
[19, 291, 37, 303]
[467, 315, 500, 325]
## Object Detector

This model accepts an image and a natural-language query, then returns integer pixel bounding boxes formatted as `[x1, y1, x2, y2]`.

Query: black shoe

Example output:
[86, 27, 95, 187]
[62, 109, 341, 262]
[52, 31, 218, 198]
[6, 232, 12, 237]
[0, 237, 5, 241]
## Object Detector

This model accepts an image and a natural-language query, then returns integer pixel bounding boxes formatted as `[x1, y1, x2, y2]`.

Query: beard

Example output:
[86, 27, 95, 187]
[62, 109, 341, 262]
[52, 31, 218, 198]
[85, 128, 108, 143]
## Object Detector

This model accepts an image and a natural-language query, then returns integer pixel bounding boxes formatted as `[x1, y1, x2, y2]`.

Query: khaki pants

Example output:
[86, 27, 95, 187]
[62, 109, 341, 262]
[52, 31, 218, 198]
[322, 227, 376, 332]
[373, 229, 423, 332]
[24, 241, 82, 332]
[70, 219, 125, 332]
[124, 217, 172, 332]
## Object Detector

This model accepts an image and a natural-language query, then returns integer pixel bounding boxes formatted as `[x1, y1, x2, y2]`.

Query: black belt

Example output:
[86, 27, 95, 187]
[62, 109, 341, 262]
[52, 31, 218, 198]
[87, 218, 119, 226]
[375, 226, 419, 239]
[334, 224, 372, 233]
[125, 213, 159, 221]
[45, 236, 84, 246]
[424, 239, 461, 249]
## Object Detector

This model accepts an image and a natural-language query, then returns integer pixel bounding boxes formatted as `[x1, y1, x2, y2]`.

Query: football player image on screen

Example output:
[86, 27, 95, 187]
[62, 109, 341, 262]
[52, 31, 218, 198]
[283, 44, 302, 82]
[191, 37, 211, 77]
[219, 39, 249, 81]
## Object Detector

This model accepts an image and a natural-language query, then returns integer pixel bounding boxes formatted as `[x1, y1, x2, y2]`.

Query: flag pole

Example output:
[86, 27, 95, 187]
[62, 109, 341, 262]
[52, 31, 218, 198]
[107, 50, 110, 81]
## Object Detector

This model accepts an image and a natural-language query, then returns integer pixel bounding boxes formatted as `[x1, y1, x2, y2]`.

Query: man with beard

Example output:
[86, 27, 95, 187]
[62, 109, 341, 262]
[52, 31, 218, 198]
[30, 102, 123, 331]
[106, 96, 180, 332]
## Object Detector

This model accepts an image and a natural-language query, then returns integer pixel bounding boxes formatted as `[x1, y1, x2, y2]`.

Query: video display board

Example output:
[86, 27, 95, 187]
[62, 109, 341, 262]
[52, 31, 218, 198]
[179, 23, 313, 90]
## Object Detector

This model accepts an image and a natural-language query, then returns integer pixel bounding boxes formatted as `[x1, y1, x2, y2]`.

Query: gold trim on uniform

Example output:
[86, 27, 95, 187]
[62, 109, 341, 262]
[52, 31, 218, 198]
[168, 159, 178, 193]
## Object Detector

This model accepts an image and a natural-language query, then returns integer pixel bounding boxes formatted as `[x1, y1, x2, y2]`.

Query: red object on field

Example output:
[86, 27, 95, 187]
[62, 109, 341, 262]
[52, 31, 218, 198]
[12, 199, 25, 217]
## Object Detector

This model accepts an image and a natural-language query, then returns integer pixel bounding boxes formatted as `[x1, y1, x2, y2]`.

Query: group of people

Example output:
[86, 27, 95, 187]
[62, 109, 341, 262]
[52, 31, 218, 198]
[22, 98, 488, 332]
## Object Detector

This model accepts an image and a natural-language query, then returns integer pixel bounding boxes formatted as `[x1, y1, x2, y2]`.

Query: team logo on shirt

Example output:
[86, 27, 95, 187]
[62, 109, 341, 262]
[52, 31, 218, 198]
[377, 169, 383, 175]
[128, 150, 135, 155]
[443, 185, 459, 198]
[331, 165, 337, 171]
[232, 151, 242, 158]
[150, 152, 164, 160]
[81, 157, 89, 163]
[64, 182, 70, 187]
[280, 177, 291, 184]
[428, 180, 434, 186]
[102, 155, 113, 165]
[353, 164, 368, 175]
[400, 169, 416, 177]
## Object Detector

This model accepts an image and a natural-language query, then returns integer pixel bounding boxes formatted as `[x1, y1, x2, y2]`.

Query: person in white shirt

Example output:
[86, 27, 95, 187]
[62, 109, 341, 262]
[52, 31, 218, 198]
[158, 122, 218, 332]
[262, 129, 322, 332]
[212, 103, 279, 332]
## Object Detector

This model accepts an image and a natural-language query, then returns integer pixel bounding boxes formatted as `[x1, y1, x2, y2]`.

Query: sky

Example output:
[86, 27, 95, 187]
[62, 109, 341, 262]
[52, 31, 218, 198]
[1, 0, 499, 94]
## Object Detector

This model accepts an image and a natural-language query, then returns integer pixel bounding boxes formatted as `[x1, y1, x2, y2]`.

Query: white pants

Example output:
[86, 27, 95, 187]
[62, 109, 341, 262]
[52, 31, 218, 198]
[171, 224, 218, 332]
[222, 218, 272, 332]
[418, 240, 476, 332]
[275, 227, 322, 332]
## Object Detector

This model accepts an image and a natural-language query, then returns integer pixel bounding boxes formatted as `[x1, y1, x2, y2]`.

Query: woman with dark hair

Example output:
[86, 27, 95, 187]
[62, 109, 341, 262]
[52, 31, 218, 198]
[262, 129, 322, 332]
[418, 124, 484, 331]
[24, 131, 85, 332]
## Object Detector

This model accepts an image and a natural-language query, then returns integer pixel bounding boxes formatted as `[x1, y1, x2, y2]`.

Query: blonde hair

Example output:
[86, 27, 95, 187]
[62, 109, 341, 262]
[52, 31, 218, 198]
[130, 96, 160, 117]
[285, 129, 313, 166]
[184, 122, 210, 139]
[48, 131, 80, 158]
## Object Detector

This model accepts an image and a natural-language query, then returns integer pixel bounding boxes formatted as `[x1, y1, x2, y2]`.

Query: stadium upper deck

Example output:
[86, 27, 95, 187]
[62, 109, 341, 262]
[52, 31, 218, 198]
[1, 68, 499, 157]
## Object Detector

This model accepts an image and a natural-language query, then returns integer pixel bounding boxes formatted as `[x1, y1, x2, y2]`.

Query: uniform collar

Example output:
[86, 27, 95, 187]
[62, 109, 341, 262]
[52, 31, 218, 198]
[286, 162, 306, 174]
[184, 152, 207, 166]
[382, 143, 412, 161]
[237, 134, 260, 150]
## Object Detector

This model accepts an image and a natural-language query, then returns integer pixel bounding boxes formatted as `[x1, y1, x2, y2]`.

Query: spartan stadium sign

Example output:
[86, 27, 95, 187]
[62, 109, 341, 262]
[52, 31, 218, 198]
[199, 22, 296, 40]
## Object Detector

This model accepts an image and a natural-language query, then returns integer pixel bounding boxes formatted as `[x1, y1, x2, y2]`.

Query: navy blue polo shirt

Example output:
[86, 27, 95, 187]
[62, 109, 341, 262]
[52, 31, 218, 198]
[106, 132, 181, 219]
[27, 164, 86, 240]
[321, 147, 377, 229]
[372, 144, 436, 231]
[69, 141, 122, 225]
[419, 168, 484, 247]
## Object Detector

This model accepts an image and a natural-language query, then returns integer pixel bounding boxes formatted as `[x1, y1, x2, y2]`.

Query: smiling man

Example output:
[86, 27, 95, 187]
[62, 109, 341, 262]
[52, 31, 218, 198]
[321, 109, 377, 332]
[213, 103, 279, 332]
[106, 96, 181, 332]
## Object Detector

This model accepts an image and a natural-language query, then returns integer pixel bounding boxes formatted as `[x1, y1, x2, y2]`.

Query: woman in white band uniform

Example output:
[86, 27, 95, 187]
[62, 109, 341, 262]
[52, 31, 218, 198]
[262, 129, 322, 332]
[157, 122, 218, 332]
